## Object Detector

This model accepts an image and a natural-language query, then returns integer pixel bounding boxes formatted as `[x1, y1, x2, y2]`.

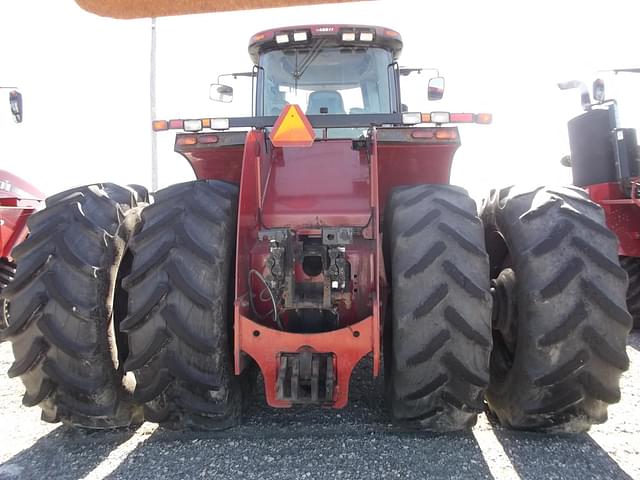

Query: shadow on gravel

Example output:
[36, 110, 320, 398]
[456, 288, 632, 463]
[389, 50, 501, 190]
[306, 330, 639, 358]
[628, 331, 640, 352]
[103, 427, 496, 480]
[492, 426, 633, 480]
[0, 425, 137, 480]
[102, 359, 496, 480]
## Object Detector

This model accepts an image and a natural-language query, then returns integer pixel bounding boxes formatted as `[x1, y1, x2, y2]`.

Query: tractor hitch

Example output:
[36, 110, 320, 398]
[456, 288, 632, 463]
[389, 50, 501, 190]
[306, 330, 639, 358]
[276, 349, 335, 404]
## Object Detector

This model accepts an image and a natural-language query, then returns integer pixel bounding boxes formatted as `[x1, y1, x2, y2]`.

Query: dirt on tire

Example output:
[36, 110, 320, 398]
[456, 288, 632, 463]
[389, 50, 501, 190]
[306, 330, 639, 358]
[384, 184, 492, 431]
[121, 180, 245, 430]
[0, 183, 143, 428]
[481, 185, 631, 432]
[619, 256, 640, 329]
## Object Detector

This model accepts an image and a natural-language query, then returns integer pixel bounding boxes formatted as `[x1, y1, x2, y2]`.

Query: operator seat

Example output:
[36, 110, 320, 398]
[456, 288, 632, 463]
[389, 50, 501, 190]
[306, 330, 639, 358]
[306, 91, 346, 115]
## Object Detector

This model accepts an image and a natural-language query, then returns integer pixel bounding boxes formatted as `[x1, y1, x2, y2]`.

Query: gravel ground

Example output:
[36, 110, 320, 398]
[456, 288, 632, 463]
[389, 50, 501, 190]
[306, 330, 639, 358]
[0, 333, 638, 480]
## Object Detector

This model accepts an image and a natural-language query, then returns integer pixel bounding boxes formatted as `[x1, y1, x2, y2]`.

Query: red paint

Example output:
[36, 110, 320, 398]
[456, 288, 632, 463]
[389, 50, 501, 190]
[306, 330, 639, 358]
[261, 141, 372, 228]
[182, 127, 460, 408]
[0, 170, 43, 260]
[377, 137, 459, 215]
[587, 181, 640, 257]
[236, 311, 374, 408]
[234, 130, 263, 326]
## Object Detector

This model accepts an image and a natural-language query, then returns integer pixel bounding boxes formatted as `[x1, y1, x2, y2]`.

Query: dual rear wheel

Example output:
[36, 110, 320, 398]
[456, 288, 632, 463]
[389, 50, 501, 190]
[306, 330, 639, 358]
[0, 181, 631, 432]
[384, 184, 630, 432]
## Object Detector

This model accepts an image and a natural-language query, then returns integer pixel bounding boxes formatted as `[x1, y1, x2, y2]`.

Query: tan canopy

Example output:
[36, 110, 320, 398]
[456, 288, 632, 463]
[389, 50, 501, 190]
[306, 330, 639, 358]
[75, 0, 360, 19]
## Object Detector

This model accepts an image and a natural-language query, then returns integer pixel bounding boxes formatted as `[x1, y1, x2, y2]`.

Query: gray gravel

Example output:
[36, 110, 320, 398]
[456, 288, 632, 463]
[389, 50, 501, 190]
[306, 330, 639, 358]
[0, 333, 638, 480]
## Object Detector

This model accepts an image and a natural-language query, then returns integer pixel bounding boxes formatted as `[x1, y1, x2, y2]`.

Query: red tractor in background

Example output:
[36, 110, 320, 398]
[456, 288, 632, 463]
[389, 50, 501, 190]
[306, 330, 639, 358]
[559, 71, 640, 328]
[1, 25, 631, 433]
[0, 90, 44, 329]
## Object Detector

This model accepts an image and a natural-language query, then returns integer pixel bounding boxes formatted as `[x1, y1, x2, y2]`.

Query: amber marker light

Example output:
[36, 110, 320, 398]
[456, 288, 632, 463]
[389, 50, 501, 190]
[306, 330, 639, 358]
[475, 113, 493, 124]
[176, 135, 197, 146]
[152, 120, 168, 131]
[435, 128, 458, 140]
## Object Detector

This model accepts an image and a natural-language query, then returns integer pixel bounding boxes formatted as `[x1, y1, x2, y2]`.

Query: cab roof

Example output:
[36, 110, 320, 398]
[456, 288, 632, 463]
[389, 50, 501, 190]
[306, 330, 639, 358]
[248, 25, 403, 64]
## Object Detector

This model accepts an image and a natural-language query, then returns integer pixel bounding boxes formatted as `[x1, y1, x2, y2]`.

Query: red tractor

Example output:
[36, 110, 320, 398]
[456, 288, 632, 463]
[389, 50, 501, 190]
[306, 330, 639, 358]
[0, 90, 44, 331]
[560, 72, 640, 328]
[2, 25, 631, 432]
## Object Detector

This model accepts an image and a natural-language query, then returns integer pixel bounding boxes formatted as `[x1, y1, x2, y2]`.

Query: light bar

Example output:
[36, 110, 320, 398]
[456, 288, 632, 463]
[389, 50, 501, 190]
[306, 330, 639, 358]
[210, 118, 230, 130]
[402, 112, 422, 125]
[360, 32, 374, 42]
[275, 33, 289, 44]
[430, 112, 450, 124]
[168, 119, 184, 129]
[183, 119, 203, 132]
[342, 32, 356, 41]
[293, 31, 308, 42]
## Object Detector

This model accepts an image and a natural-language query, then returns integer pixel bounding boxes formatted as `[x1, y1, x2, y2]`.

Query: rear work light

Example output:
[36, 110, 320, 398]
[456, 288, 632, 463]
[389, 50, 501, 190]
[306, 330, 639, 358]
[342, 32, 356, 42]
[359, 32, 374, 42]
[183, 119, 203, 132]
[430, 112, 450, 124]
[402, 112, 422, 125]
[168, 119, 184, 129]
[275, 33, 290, 44]
[293, 31, 308, 42]
[210, 118, 230, 130]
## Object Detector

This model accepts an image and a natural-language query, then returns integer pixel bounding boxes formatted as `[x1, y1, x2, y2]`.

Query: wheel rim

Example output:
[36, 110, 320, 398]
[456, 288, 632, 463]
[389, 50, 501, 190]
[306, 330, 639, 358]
[0, 298, 9, 331]
[490, 268, 518, 377]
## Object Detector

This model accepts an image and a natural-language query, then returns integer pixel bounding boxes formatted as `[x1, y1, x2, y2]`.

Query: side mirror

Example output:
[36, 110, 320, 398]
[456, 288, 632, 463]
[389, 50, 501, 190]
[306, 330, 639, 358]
[560, 155, 572, 167]
[209, 83, 233, 103]
[593, 78, 605, 103]
[9, 90, 22, 123]
[558, 80, 591, 111]
[428, 77, 445, 101]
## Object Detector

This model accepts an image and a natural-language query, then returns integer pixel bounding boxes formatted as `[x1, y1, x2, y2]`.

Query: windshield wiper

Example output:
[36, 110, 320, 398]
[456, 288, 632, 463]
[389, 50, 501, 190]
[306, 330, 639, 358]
[293, 39, 326, 82]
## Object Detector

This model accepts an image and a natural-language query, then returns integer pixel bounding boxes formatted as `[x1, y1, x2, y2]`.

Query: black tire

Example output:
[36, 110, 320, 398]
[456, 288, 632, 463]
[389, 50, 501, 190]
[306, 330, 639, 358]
[384, 184, 492, 431]
[1, 183, 143, 428]
[0, 258, 16, 329]
[122, 180, 243, 430]
[127, 184, 150, 204]
[619, 256, 640, 329]
[481, 186, 631, 432]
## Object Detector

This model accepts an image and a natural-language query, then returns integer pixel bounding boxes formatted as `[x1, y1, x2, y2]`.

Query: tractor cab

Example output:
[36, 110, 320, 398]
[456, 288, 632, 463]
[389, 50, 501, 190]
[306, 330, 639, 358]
[249, 26, 402, 118]
[210, 25, 444, 132]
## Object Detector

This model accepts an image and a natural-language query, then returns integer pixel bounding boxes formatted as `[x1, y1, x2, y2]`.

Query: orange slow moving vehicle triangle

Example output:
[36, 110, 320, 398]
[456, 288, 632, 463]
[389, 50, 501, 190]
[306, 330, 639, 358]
[270, 104, 316, 148]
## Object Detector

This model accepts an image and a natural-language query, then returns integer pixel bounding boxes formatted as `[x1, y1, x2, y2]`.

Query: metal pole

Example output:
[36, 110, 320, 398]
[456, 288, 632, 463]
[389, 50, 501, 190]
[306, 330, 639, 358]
[150, 17, 158, 191]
